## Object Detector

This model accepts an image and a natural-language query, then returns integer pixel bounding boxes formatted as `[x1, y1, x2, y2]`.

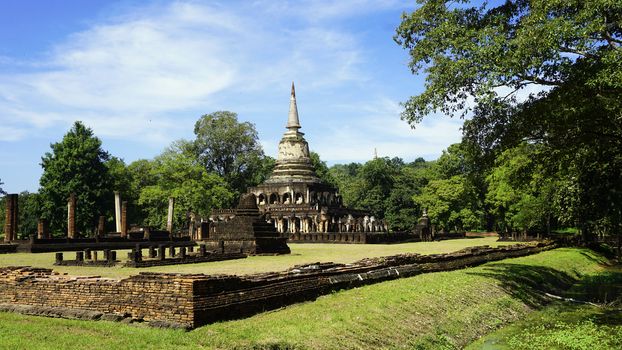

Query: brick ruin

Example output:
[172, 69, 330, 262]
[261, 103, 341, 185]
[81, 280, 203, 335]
[205, 193, 290, 254]
[0, 241, 555, 329]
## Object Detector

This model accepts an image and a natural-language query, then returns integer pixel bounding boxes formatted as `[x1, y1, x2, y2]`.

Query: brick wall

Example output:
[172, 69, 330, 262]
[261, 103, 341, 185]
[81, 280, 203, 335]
[0, 241, 556, 328]
[0, 268, 197, 327]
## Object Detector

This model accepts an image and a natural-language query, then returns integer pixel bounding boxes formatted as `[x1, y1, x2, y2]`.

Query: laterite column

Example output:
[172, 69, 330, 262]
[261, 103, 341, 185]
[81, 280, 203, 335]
[4, 194, 18, 242]
[67, 193, 76, 239]
[114, 192, 122, 233]
[121, 201, 128, 237]
[37, 218, 49, 239]
[166, 197, 175, 234]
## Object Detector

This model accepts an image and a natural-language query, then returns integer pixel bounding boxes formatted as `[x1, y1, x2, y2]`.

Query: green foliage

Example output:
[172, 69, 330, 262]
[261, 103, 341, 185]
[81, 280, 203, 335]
[193, 111, 269, 196]
[396, 0, 622, 241]
[309, 151, 336, 187]
[16, 191, 42, 239]
[485, 143, 559, 235]
[384, 163, 431, 231]
[395, 0, 622, 123]
[412, 143, 483, 231]
[328, 162, 361, 207]
[414, 175, 479, 231]
[347, 157, 400, 219]
[506, 319, 622, 350]
[135, 144, 234, 230]
[0, 178, 5, 195]
[39, 121, 112, 236]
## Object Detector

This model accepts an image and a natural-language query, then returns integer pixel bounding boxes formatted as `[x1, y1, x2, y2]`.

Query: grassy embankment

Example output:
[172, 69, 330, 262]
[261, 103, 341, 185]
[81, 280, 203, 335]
[467, 264, 622, 350]
[0, 246, 617, 349]
[0, 237, 509, 278]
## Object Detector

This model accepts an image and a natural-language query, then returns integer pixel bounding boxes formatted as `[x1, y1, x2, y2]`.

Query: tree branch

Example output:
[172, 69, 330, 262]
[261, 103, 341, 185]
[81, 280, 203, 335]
[602, 32, 622, 48]
[559, 46, 597, 58]
[517, 75, 561, 86]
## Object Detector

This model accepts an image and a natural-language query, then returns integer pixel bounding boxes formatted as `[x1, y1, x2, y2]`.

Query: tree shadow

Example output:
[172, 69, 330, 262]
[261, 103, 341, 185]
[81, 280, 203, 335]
[568, 269, 622, 305]
[579, 250, 607, 264]
[591, 307, 622, 326]
[467, 263, 577, 308]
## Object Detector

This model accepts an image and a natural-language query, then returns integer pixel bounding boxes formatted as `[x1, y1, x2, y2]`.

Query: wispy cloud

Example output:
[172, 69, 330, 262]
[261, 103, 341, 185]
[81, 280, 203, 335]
[310, 97, 464, 163]
[0, 1, 371, 143]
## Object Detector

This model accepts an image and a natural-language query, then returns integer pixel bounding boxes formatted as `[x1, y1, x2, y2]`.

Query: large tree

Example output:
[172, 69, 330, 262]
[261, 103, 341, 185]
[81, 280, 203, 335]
[137, 143, 234, 230]
[193, 111, 269, 196]
[39, 121, 111, 235]
[396, 0, 622, 240]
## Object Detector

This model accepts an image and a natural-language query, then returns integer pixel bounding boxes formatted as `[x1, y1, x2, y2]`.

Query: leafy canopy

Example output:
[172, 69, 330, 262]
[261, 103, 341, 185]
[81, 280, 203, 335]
[39, 121, 111, 235]
[193, 111, 269, 195]
[395, 0, 622, 123]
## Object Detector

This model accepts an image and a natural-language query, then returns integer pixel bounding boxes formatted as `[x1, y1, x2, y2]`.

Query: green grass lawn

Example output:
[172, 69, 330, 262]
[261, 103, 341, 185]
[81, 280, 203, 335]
[0, 237, 510, 278]
[0, 247, 611, 349]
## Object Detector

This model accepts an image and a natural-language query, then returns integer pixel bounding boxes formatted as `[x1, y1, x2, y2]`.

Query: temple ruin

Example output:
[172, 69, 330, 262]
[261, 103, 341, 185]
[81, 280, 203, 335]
[217, 83, 387, 236]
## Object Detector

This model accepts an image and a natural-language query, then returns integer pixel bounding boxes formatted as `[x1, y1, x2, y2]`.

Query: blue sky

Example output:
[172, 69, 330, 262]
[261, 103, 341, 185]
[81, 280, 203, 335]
[0, 0, 466, 193]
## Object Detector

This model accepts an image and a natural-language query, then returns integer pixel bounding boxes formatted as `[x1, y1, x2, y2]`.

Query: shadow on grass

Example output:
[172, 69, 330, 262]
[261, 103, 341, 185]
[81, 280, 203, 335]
[592, 307, 622, 326]
[568, 268, 622, 305]
[579, 250, 607, 264]
[467, 263, 577, 308]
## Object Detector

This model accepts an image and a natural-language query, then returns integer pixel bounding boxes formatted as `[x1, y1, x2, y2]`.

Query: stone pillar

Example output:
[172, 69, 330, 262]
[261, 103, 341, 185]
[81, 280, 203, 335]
[37, 218, 49, 239]
[97, 216, 106, 237]
[11, 194, 18, 241]
[4, 194, 18, 242]
[67, 193, 76, 239]
[121, 201, 128, 237]
[134, 245, 142, 261]
[114, 192, 122, 233]
[4, 195, 12, 242]
[189, 220, 196, 240]
[148, 246, 156, 258]
[158, 245, 166, 260]
[166, 197, 175, 234]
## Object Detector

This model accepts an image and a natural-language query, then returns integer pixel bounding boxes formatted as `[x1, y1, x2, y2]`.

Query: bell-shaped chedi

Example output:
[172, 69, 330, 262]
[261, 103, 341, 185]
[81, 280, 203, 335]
[265, 82, 322, 184]
[247, 84, 387, 236]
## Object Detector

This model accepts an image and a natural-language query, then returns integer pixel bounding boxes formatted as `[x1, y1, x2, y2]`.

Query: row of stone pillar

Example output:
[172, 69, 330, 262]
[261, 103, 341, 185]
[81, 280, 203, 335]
[129, 244, 213, 263]
[4, 192, 177, 241]
[55, 249, 117, 264]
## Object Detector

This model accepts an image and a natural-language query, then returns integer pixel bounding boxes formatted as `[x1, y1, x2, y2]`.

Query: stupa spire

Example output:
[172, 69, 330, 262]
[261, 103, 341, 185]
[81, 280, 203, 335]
[287, 82, 301, 130]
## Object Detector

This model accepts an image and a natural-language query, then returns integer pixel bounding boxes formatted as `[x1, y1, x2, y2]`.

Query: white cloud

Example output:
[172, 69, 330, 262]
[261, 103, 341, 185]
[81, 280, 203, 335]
[0, 1, 369, 143]
[309, 97, 464, 163]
